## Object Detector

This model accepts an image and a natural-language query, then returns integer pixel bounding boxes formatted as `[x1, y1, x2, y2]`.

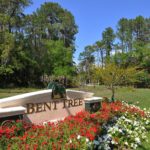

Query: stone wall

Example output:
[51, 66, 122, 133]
[0, 89, 99, 124]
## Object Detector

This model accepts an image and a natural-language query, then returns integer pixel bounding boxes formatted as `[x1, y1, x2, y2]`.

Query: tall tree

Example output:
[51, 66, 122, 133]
[0, 1, 78, 87]
[116, 18, 134, 52]
[93, 41, 105, 68]
[133, 16, 148, 44]
[25, 2, 78, 82]
[79, 46, 95, 84]
[0, 0, 32, 86]
[102, 27, 115, 61]
[32, 2, 78, 47]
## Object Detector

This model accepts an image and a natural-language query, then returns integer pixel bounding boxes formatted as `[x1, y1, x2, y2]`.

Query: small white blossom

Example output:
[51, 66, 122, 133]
[111, 140, 115, 144]
[135, 137, 141, 144]
[77, 135, 81, 139]
[86, 138, 89, 142]
[69, 139, 72, 143]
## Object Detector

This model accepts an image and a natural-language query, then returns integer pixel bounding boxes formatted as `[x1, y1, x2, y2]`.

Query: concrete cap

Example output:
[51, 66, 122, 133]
[0, 106, 26, 118]
[84, 97, 102, 103]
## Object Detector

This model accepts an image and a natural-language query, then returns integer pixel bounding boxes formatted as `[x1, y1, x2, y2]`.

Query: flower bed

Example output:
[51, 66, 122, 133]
[0, 101, 150, 150]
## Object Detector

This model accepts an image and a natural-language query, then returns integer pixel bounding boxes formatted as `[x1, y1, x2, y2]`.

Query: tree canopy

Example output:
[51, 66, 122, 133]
[78, 16, 150, 88]
[0, 1, 78, 87]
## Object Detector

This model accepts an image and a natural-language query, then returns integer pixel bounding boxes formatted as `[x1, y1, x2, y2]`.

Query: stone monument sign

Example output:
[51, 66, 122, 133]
[0, 89, 102, 124]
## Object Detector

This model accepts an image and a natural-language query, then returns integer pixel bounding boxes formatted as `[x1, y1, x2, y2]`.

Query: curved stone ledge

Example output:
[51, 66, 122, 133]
[0, 89, 94, 108]
[66, 90, 94, 99]
[0, 106, 26, 118]
[0, 89, 100, 124]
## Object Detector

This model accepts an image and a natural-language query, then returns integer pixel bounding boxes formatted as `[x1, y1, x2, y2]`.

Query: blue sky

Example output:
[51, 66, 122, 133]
[25, 0, 150, 64]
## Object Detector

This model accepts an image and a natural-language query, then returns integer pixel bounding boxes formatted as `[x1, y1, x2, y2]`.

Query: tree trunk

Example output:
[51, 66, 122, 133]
[100, 50, 104, 68]
[111, 84, 115, 102]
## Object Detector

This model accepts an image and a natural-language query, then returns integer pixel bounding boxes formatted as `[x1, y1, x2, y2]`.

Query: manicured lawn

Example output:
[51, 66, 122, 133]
[0, 88, 40, 99]
[1, 86, 150, 110]
[76, 85, 150, 109]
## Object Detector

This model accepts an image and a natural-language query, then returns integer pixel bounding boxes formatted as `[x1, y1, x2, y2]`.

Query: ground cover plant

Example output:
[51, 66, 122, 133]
[0, 101, 150, 150]
[77, 86, 150, 149]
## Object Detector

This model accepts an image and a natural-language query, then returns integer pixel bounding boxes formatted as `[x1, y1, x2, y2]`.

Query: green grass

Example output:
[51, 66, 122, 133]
[137, 132, 150, 150]
[0, 88, 40, 99]
[76, 85, 150, 109]
[1, 86, 150, 109]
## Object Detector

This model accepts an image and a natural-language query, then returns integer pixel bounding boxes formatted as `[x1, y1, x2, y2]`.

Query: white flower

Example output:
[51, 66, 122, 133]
[133, 121, 138, 126]
[69, 139, 72, 143]
[86, 138, 89, 142]
[146, 120, 149, 125]
[131, 143, 133, 147]
[135, 137, 141, 144]
[121, 116, 125, 119]
[135, 144, 138, 149]
[111, 140, 115, 144]
[142, 135, 146, 139]
[119, 129, 123, 133]
[77, 135, 81, 139]
[124, 141, 128, 146]
[128, 130, 132, 134]
[107, 134, 112, 138]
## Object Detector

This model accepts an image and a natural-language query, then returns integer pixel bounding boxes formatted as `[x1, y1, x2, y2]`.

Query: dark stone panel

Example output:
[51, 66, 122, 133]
[85, 101, 101, 113]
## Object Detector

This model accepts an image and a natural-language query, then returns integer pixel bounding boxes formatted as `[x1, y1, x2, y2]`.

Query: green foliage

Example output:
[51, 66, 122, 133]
[94, 63, 140, 100]
[78, 46, 95, 84]
[102, 27, 115, 59]
[44, 40, 75, 77]
[93, 41, 105, 68]
[116, 18, 133, 52]
[78, 16, 150, 88]
[0, 1, 78, 87]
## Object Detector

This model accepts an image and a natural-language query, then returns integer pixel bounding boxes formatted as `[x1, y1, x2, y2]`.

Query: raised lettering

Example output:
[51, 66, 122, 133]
[36, 103, 43, 113]
[53, 101, 58, 110]
[74, 99, 78, 106]
[68, 99, 73, 107]
[43, 102, 51, 111]
[63, 100, 67, 108]
[25, 99, 83, 114]
[26, 103, 35, 114]
[79, 99, 83, 106]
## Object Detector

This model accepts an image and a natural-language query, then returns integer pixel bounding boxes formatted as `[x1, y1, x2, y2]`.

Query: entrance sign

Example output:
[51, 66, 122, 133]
[0, 90, 102, 124]
[26, 99, 83, 114]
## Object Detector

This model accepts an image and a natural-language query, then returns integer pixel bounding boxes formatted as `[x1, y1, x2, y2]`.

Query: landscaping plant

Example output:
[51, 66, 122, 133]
[0, 101, 149, 150]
